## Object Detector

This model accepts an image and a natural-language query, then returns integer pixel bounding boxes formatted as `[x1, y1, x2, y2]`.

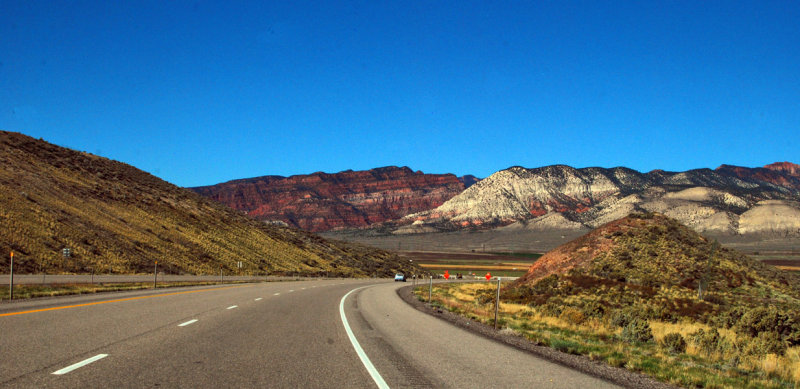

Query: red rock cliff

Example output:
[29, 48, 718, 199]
[190, 166, 469, 232]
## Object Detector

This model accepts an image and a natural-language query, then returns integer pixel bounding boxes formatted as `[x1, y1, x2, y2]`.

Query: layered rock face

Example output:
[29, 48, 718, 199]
[191, 167, 470, 232]
[405, 163, 800, 236]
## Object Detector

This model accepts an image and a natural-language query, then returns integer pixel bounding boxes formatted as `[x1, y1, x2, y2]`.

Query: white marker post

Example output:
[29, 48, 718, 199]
[9, 252, 14, 301]
[153, 261, 158, 289]
[429, 276, 433, 302]
[494, 277, 501, 329]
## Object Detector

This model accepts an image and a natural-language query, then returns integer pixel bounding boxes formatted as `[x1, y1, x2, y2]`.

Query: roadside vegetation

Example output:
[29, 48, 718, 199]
[416, 282, 800, 388]
[414, 213, 800, 388]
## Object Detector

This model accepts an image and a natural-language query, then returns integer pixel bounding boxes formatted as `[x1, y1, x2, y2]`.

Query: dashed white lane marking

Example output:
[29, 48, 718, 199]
[52, 354, 108, 375]
[178, 319, 198, 327]
[339, 286, 388, 389]
[301, 287, 306, 290]
[255, 298, 263, 301]
[227, 305, 238, 310]
[288, 290, 294, 293]
[273, 293, 280, 296]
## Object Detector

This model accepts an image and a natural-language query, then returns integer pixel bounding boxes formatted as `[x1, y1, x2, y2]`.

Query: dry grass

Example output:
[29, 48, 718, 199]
[0, 131, 421, 278]
[419, 282, 800, 388]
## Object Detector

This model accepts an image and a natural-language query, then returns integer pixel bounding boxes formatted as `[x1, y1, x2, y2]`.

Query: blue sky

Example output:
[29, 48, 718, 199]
[2, 1, 798, 187]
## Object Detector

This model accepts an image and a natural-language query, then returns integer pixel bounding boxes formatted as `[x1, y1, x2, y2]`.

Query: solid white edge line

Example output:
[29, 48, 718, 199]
[227, 305, 238, 310]
[340, 286, 389, 389]
[178, 319, 198, 327]
[52, 354, 108, 375]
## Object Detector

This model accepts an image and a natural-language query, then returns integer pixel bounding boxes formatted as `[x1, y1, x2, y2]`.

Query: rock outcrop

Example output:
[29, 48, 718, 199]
[191, 167, 472, 232]
[405, 163, 800, 236]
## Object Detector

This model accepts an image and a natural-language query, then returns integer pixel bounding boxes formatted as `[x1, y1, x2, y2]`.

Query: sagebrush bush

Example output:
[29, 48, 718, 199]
[621, 319, 653, 343]
[611, 307, 641, 328]
[660, 332, 686, 353]
[735, 307, 800, 347]
[743, 331, 787, 356]
[580, 300, 606, 319]
[559, 307, 586, 326]
[691, 328, 722, 355]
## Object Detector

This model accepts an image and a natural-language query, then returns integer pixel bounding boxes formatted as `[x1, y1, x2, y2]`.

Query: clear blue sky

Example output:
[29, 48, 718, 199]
[2, 1, 798, 187]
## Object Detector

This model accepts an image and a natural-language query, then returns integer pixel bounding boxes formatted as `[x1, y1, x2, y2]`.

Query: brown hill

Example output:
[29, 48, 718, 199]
[510, 213, 800, 315]
[0, 131, 419, 277]
[191, 167, 470, 232]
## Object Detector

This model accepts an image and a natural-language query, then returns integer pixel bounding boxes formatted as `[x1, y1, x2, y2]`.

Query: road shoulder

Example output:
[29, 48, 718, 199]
[397, 284, 678, 389]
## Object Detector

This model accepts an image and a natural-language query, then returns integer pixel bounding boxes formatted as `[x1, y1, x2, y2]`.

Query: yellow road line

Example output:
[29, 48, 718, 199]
[0, 284, 253, 317]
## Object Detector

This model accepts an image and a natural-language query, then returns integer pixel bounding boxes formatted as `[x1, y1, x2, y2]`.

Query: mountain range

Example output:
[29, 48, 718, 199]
[402, 163, 800, 236]
[191, 167, 477, 232]
[195, 162, 800, 237]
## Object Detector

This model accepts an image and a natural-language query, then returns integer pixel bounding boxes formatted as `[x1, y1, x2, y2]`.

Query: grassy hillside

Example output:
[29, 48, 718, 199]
[508, 213, 800, 319]
[0, 131, 419, 277]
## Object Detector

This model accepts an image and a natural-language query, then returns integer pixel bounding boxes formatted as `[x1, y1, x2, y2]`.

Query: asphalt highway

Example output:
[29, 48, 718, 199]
[0, 279, 619, 388]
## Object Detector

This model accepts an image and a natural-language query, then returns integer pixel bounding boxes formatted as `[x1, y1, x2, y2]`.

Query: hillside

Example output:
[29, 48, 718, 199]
[402, 163, 800, 236]
[0, 131, 419, 277]
[191, 167, 476, 232]
[509, 213, 800, 318]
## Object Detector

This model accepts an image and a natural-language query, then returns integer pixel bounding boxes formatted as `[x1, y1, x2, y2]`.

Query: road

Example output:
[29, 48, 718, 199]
[0, 279, 619, 388]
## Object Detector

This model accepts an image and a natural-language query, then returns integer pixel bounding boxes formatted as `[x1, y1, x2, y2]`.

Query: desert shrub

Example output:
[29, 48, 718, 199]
[689, 328, 737, 356]
[580, 300, 606, 319]
[559, 307, 586, 326]
[660, 332, 687, 353]
[735, 307, 800, 346]
[532, 274, 560, 293]
[742, 331, 787, 356]
[611, 307, 642, 328]
[621, 319, 653, 344]
[540, 301, 564, 317]
[719, 306, 749, 328]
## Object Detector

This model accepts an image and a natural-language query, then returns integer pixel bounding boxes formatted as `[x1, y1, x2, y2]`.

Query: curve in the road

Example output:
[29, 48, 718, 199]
[340, 286, 389, 389]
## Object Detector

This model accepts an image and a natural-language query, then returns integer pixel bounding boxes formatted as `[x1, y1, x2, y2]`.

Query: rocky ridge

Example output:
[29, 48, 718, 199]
[404, 163, 800, 236]
[191, 167, 475, 232]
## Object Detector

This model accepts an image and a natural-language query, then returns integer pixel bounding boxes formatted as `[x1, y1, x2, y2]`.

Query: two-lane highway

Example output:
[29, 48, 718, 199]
[1, 279, 619, 388]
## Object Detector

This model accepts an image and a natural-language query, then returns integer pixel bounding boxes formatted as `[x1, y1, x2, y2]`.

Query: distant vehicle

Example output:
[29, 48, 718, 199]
[394, 273, 406, 282]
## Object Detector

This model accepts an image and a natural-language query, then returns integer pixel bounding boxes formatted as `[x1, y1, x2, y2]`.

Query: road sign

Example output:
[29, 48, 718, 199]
[485, 272, 491, 280]
[443, 270, 449, 280]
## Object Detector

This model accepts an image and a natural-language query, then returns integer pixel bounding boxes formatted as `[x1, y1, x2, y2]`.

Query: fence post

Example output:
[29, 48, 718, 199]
[9, 252, 14, 301]
[494, 277, 501, 329]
